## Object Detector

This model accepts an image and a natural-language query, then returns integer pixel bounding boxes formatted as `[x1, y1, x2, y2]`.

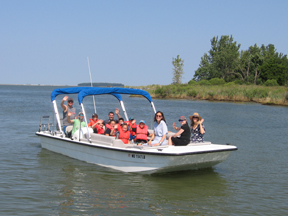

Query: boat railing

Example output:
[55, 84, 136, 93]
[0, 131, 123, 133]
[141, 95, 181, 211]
[38, 116, 52, 132]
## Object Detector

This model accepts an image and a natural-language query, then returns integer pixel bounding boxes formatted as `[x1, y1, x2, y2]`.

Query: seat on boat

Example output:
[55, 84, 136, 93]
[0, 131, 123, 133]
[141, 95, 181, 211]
[187, 141, 211, 146]
[65, 126, 73, 137]
[113, 140, 137, 148]
[86, 133, 114, 146]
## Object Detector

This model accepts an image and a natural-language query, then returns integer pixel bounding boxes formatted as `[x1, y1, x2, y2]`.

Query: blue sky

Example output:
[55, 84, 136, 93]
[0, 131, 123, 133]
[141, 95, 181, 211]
[1, 0, 287, 86]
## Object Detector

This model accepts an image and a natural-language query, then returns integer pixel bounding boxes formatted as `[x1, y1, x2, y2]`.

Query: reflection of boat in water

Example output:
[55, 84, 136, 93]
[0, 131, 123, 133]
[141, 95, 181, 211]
[36, 87, 237, 174]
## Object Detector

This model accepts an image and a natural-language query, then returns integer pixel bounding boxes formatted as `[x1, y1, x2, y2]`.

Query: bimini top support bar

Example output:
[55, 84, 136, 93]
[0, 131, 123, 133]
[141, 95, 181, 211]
[78, 87, 154, 104]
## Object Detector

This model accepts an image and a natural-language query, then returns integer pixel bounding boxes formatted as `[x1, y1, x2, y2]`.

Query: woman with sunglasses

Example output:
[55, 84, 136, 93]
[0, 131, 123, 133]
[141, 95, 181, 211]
[67, 111, 87, 136]
[168, 116, 191, 146]
[148, 111, 168, 146]
[189, 113, 205, 142]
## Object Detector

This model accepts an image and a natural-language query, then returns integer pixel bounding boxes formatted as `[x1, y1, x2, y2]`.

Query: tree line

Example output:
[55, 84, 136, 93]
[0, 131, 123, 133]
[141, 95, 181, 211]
[172, 35, 288, 86]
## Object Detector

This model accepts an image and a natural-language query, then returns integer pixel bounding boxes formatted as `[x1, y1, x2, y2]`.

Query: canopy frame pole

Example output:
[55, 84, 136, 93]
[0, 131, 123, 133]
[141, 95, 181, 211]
[151, 102, 156, 113]
[87, 57, 97, 113]
[81, 103, 91, 142]
[52, 100, 63, 134]
[120, 101, 129, 121]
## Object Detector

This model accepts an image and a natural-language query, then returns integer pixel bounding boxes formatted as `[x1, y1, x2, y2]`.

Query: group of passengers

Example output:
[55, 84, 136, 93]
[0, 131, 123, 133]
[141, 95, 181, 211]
[61, 95, 205, 146]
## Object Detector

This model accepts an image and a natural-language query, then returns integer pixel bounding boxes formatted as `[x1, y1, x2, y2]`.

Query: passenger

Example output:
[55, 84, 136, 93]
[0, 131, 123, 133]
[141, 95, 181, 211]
[168, 116, 191, 146]
[130, 120, 151, 144]
[103, 108, 122, 125]
[94, 122, 105, 135]
[148, 111, 168, 146]
[189, 113, 205, 142]
[87, 113, 102, 133]
[125, 117, 137, 140]
[104, 120, 117, 136]
[61, 96, 76, 134]
[67, 112, 87, 136]
[118, 118, 124, 125]
[112, 123, 130, 144]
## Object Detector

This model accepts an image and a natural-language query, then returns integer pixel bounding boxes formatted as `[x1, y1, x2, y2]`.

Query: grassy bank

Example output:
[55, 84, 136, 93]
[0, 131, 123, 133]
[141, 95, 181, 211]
[128, 84, 288, 106]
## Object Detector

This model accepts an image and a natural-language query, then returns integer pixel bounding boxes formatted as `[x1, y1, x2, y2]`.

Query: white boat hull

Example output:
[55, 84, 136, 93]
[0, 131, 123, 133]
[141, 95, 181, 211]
[37, 132, 237, 174]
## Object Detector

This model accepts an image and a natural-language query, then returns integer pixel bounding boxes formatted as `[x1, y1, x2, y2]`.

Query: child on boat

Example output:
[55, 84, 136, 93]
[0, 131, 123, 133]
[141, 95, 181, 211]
[87, 113, 103, 133]
[112, 123, 130, 144]
[104, 120, 117, 136]
[130, 120, 151, 144]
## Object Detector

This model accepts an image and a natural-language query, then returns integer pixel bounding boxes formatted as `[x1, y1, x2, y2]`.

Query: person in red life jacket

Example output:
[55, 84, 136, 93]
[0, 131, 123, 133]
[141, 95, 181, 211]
[118, 118, 124, 125]
[104, 120, 117, 136]
[112, 123, 130, 144]
[130, 120, 151, 144]
[94, 122, 105, 135]
[125, 117, 137, 140]
[87, 113, 103, 133]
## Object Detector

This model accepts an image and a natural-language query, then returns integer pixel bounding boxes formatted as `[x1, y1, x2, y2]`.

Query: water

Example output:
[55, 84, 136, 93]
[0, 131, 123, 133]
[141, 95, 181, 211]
[0, 85, 287, 215]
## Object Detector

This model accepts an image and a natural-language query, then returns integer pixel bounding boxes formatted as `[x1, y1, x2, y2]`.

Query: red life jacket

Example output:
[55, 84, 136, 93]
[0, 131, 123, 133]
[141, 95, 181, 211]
[95, 125, 104, 135]
[135, 125, 148, 141]
[125, 121, 136, 136]
[118, 126, 130, 144]
[88, 118, 98, 128]
[105, 124, 116, 136]
[105, 124, 112, 130]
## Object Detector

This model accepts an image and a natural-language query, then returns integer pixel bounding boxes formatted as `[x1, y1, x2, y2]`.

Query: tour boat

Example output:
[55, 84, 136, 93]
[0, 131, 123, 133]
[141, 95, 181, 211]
[36, 87, 237, 174]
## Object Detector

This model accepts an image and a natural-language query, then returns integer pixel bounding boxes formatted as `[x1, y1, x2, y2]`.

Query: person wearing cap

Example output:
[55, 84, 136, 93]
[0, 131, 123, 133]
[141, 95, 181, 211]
[61, 96, 76, 134]
[189, 113, 205, 142]
[168, 116, 191, 146]
[103, 108, 122, 125]
[131, 120, 151, 144]
[67, 111, 87, 136]
[88, 113, 103, 133]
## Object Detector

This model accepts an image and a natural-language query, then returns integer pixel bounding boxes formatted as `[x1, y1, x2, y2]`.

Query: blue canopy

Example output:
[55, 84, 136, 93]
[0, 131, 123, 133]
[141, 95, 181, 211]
[51, 87, 123, 102]
[78, 87, 153, 104]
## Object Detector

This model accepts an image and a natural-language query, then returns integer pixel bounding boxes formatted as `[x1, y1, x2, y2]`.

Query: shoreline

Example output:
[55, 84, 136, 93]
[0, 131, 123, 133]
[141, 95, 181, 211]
[129, 84, 288, 107]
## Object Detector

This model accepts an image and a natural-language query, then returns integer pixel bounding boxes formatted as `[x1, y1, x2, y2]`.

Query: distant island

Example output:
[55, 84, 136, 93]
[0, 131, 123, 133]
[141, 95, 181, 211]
[78, 82, 124, 87]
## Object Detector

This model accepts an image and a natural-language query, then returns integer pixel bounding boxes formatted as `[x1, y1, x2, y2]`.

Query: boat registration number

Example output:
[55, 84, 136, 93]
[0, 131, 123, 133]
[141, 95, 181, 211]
[128, 154, 146, 159]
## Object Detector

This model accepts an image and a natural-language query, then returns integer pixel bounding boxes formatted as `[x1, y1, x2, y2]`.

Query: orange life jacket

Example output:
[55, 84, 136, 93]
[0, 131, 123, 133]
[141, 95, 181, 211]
[105, 124, 112, 130]
[105, 124, 116, 136]
[135, 125, 148, 141]
[88, 118, 99, 128]
[125, 121, 136, 136]
[95, 125, 104, 135]
[118, 126, 130, 144]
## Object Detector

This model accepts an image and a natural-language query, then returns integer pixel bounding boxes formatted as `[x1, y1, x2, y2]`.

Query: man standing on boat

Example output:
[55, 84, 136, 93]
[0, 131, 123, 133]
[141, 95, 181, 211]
[103, 108, 122, 125]
[61, 96, 76, 134]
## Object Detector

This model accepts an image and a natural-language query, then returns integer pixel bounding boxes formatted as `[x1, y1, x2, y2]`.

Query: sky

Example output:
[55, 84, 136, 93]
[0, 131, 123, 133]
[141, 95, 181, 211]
[1, 0, 288, 86]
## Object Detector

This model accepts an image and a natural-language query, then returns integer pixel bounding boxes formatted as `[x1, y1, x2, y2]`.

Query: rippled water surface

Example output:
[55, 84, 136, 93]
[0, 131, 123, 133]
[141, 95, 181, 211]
[0, 85, 287, 215]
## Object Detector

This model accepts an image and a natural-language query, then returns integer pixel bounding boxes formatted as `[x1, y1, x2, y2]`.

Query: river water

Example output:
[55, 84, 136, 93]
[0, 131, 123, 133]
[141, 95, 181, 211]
[0, 85, 287, 215]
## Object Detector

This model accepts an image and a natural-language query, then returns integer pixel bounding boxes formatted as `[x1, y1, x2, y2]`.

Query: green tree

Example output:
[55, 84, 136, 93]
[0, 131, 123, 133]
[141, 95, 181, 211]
[172, 55, 184, 84]
[194, 35, 241, 82]
[259, 44, 288, 85]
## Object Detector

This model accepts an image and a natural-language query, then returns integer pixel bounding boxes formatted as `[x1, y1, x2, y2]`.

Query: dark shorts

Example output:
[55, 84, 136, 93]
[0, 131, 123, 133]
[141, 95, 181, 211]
[171, 137, 190, 146]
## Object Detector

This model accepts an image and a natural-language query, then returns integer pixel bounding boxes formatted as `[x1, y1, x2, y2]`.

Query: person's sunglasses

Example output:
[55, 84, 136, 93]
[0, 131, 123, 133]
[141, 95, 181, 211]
[79, 114, 84, 116]
[156, 115, 162, 117]
[179, 120, 184, 122]
[68, 101, 73, 103]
